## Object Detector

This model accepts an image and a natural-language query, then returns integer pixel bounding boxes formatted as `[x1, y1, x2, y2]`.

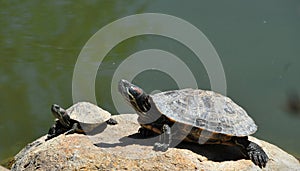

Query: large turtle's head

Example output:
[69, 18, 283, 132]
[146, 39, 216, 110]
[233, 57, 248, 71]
[51, 104, 71, 128]
[118, 79, 151, 114]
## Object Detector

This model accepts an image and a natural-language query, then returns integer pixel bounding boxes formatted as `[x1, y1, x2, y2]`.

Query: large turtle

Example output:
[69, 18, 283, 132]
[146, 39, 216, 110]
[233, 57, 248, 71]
[118, 79, 269, 168]
[46, 102, 117, 140]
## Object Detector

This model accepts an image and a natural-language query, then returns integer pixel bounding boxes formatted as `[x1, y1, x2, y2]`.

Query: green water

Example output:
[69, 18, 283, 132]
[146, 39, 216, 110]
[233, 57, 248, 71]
[1, 0, 300, 162]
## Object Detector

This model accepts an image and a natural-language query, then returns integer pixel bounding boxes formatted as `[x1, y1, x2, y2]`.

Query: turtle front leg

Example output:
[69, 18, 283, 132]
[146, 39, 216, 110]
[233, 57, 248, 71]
[46, 121, 67, 141]
[153, 124, 172, 152]
[46, 124, 59, 140]
[235, 137, 269, 168]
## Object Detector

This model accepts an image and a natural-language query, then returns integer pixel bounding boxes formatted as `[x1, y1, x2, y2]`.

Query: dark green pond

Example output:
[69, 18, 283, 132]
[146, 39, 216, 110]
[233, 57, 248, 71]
[1, 0, 300, 163]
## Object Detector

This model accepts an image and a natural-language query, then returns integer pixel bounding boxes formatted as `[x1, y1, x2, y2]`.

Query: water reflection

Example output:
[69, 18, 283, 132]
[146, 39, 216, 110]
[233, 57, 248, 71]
[0, 0, 149, 162]
[284, 91, 300, 116]
[1, 0, 300, 164]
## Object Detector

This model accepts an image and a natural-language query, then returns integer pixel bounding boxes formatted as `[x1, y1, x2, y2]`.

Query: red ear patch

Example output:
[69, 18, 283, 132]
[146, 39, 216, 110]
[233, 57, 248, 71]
[132, 86, 143, 94]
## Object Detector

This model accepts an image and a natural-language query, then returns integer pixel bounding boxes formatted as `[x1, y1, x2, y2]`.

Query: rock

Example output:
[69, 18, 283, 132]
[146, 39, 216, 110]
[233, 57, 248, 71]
[0, 165, 10, 171]
[12, 114, 300, 171]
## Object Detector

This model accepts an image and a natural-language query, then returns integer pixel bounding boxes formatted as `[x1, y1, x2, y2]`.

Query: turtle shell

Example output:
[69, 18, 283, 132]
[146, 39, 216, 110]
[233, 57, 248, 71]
[66, 102, 111, 130]
[150, 88, 257, 136]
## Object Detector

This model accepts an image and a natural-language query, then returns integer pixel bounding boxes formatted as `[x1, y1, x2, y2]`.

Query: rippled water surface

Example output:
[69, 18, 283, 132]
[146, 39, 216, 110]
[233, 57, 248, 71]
[1, 0, 300, 162]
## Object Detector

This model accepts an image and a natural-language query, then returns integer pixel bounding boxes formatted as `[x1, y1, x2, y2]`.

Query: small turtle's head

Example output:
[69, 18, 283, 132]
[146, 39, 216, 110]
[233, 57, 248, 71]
[118, 79, 151, 114]
[51, 104, 71, 127]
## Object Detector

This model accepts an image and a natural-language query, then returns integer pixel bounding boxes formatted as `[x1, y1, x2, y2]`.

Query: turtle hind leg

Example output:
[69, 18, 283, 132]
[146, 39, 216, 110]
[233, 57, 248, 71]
[65, 122, 83, 135]
[246, 141, 269, 168]
[153, 124, 172, 152]
[235, 137, 269, 168]
[106, 118, 118, 125]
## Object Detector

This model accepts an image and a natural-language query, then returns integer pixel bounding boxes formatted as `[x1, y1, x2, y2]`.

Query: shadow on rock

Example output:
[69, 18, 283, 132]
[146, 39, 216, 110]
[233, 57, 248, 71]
[94, 132, 159, 148]
[95, 131, 246, 162]
[176, 142, 246, 162]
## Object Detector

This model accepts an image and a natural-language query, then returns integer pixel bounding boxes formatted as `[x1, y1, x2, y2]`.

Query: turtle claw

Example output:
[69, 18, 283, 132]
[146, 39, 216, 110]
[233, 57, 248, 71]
[247, 142, 269, 168]
[153, 142, 169, 152]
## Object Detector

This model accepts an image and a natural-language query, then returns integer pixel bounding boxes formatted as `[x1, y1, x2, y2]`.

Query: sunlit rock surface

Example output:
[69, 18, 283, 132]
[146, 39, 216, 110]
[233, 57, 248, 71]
[12, 114, 300, 171]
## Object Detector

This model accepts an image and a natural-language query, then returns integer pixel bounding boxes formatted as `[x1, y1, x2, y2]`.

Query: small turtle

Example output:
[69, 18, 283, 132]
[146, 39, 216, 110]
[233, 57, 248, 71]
[46, 102, 117, 140]
[118, 79, 269, 168]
